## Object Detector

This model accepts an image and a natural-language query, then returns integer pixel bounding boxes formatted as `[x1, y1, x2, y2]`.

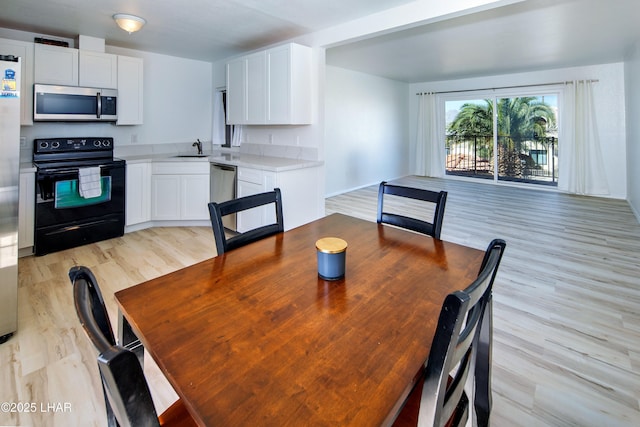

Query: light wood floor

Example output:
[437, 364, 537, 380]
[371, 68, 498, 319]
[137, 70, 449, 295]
[2, 176, 640, 426]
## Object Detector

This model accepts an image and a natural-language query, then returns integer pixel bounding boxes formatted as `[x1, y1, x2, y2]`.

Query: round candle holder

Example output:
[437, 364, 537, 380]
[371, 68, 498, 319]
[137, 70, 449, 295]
[316, 237, 348, 280]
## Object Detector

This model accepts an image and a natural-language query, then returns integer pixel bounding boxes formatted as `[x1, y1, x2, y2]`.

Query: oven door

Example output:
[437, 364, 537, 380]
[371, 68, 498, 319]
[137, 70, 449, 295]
[34, 162, 125, 255]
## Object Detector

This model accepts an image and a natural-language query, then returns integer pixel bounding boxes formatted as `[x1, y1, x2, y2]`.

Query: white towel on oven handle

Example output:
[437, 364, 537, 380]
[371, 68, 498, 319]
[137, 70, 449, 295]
[78, 167, 102, 198]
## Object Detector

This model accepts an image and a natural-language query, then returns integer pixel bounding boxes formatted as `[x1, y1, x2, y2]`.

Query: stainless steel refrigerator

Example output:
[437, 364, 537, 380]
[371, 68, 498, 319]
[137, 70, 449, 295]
[0, 55, 21, 344]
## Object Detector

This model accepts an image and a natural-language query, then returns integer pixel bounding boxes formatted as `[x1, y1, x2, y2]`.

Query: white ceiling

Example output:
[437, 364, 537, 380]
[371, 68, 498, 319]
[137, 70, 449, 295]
[327, 0, 640, 82]
[1, 0, 639, 83]
[0, 0, 417, 61]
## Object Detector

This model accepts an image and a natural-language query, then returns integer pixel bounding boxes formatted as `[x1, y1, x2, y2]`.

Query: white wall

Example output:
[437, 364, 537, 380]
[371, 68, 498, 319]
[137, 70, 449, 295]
[410, 62, 628, 200]
[324, 66, 409, 196]
[18, 41, 212, 154]
[625, 42, 640, 221]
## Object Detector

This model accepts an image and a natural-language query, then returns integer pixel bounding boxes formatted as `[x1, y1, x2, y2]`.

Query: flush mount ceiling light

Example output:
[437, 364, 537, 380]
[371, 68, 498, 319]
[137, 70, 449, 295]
[113, 14, 146, 33]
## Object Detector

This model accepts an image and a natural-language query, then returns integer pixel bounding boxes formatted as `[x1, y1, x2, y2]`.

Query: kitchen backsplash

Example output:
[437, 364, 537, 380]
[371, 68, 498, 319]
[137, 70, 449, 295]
[239, 143, 318, 161]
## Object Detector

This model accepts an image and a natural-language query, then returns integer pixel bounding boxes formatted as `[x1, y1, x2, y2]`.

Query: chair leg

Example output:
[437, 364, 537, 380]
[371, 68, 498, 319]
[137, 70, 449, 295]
[474, 297, 493, 427]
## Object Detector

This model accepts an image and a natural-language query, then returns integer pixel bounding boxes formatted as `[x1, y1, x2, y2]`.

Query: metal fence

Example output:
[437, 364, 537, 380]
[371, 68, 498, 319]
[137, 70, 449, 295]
[445, 135, 558, 186]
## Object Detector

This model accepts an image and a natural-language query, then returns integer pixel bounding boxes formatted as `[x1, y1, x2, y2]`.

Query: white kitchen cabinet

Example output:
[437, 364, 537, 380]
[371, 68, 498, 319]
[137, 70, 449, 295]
[18, 171, 35, 251]
[152, 175, 181, 220]
[116, 55, 144, 125]
[34, 43, 79, 86]
[226, 57, 245, 124]
[79, 50, 118, 89]
[126, 162, 151, 226]
[151, 162, 210, 221]
[34, 44, 143, 125]
[246, 52, 267, 123]
[226, 43, 311, 125]
[0, 38, 34, 125]
[181, 174, 210, 220]
[237, 167, 276, 233]
[266, 43, 312, 124]
[226, 52, 266, 124]
[236, 166, 321, 233]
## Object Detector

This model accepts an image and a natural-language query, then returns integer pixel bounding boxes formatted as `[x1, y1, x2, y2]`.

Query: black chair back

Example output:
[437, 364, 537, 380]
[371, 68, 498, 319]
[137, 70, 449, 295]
[68, 266, 115, 353]
[208, 188, 284, 255]
[98, 346, 161, 427]
[393, 239, 505, 427]
[377, 181, 448, 239]
[419, 239, 505, 427]
[69, 266, 161, 427]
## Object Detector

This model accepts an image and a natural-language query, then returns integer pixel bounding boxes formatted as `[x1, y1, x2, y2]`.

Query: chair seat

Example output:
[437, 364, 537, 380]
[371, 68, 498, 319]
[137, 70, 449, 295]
[158, 399, 199, 427]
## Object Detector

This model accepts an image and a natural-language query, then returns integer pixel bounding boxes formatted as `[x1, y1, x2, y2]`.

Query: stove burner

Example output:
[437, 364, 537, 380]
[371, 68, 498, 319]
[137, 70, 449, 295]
[33, 137, 117, 164]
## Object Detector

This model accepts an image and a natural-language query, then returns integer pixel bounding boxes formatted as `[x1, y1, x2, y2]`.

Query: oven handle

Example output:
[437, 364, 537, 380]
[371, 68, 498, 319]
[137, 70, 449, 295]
[37, 165, 113, 176]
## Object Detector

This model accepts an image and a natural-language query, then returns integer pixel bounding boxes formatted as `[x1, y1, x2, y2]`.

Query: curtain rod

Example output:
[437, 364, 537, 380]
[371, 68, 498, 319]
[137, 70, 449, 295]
[416, 79, 599, 96]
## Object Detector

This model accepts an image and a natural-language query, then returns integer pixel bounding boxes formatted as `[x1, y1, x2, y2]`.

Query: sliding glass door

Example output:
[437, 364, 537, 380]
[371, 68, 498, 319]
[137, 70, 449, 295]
[445, 92, 559, 186]
[445, 98, 494, 180]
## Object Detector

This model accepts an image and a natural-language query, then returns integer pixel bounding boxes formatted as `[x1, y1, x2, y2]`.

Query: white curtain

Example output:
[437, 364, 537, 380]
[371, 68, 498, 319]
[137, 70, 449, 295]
[558, 80, 609, 195]
[415, 93, 444, 177]
[231, 125, 243, 147]
[212, 91, 226, 145]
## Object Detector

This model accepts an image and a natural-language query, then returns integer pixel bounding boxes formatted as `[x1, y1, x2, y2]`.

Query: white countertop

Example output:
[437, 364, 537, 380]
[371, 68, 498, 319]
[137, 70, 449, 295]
[121, 152, 323, 172]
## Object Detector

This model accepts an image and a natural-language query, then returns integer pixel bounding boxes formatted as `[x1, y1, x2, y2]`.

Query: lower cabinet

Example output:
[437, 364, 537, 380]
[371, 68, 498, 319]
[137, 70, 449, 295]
[236, 168, 276, 233]
[19, 171, 35, 251]
[126, 162, 151, 226]
[236, 166, 322, 232]
[123, 159, 322, 234]
[151, 162, 210, 221]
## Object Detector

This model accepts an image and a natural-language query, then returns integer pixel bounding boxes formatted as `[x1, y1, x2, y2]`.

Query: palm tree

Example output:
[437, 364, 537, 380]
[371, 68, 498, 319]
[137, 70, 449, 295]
[448, 97, 556, 178]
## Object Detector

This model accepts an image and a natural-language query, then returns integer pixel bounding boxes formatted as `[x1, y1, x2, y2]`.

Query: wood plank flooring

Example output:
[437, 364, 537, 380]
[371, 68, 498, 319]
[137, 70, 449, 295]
[2, 176, 639, 426]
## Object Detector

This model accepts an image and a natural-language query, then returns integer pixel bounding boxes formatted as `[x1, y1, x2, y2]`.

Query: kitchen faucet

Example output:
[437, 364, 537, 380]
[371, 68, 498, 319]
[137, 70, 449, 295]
[192, 139, 203, 155]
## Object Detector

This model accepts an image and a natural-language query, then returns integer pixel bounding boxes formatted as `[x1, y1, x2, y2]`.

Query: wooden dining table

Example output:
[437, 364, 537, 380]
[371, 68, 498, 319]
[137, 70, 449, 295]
[115, 213, 484, 426]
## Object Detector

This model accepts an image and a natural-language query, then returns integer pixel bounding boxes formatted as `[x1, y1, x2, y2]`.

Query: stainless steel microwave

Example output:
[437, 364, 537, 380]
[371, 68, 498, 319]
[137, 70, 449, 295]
[34, 84, 117, 122]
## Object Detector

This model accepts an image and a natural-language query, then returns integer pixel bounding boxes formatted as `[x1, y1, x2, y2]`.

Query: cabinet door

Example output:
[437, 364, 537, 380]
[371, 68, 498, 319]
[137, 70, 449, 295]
[117, 56, 144, 125]
[126, 162, 151, 226]
[267, 43, 312, 124]
[0, 38, 34, 125]
[236, 179, 264, 233]
[181, 175, 210, 220]
[18, 171, 35, 249]
[246, 51, 266, 124]
[151, 175, 181, 220]
[34, 44, 78, 86]
[79, 50, 118, 88]
[266, 45, 290, 124]
[226, 58, 246, 124]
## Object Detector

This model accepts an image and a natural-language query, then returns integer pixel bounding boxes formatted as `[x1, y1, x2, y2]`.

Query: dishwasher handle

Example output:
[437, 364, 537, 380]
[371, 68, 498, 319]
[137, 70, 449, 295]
[211, 163, 237, 172]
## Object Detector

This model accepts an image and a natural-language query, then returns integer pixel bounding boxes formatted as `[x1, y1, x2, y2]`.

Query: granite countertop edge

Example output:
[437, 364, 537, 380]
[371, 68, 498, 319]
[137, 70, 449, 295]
[120, 152, 323, 172]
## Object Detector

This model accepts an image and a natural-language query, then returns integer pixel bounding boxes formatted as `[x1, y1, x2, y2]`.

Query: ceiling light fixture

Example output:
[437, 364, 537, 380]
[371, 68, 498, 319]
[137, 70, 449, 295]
[113, 14, 146, 34]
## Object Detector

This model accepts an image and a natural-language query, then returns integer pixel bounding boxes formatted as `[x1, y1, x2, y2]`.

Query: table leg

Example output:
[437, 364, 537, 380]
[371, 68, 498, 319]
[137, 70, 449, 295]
[117, 308, 144, 368]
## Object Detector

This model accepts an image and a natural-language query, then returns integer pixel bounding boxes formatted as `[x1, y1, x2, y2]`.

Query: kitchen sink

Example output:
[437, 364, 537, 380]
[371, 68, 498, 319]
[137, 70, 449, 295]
[173, 154, 210, 158]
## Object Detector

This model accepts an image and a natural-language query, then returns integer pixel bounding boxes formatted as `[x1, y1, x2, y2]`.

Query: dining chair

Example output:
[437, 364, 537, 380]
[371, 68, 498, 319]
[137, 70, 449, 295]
[377, 181, 448, 239]
[392, 239, 506, 427]
[208, 188, 284, 255]
[68, 266, 198, 427]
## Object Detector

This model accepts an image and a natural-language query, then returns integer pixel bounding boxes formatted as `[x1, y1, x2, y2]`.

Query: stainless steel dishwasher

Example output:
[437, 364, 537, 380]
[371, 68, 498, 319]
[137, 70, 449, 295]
[210, 163, 237, 231]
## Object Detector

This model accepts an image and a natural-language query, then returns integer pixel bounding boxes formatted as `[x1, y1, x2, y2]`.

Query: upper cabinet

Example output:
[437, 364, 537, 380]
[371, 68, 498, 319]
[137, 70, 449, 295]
[34, 44, 79, 86]
[35, 45, 119, 88]
[79, 50, 118, 88]
[34, 43, 143, 125]
[266, 44, 312, 125]
[226, 51, 267, 124]
[116, 56, 144, 125]
[0, 37, 34, 125]
[226, 43, 312, 125]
